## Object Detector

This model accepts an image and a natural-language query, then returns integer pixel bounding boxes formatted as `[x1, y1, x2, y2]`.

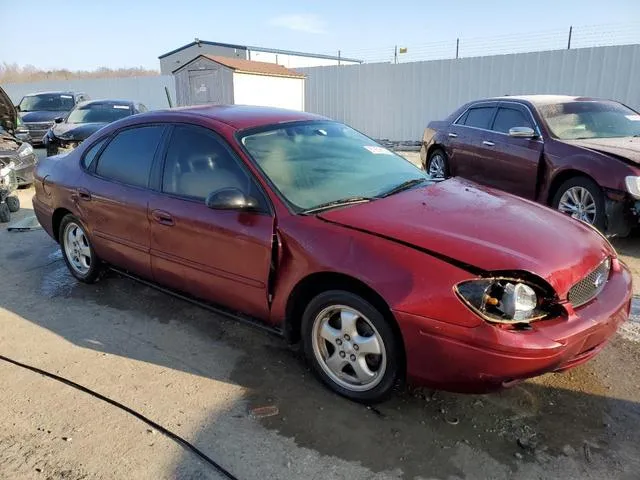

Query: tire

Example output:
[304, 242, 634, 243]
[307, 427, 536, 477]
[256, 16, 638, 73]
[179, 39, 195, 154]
[426, 148, 450, 179]
[551, 176, 605, 231]
[6, 196, 20, 213]
[0, 203, 10, 223]
[59, 214, 101, 283]
[301, 290, 403, 403]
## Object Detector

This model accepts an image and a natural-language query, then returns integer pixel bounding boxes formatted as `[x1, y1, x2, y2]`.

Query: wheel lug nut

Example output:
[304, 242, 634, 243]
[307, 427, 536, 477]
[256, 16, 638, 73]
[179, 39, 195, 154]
[339, 351, 346, 358]
[353, 344, 359, 350]
[336, 339, 342, 346]
[350, 354, 356, 361]
[344, 334, 350, 341]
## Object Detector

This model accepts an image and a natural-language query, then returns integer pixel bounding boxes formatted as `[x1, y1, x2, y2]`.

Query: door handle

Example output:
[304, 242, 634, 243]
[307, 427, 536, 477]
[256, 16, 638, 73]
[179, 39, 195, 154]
[151, 210, 174, 226]
[482, 140, 495, 146]
[448, 133, 458, 138]
[77, 188, 92, 201]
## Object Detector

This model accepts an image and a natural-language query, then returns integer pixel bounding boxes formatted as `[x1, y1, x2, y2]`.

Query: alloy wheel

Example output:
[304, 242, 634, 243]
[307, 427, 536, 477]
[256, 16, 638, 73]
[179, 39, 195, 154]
[63, 222, 92, 275]
[311, 305, 387, 392]
[558, 186, 597, 224]
[428, 154, 446, 179]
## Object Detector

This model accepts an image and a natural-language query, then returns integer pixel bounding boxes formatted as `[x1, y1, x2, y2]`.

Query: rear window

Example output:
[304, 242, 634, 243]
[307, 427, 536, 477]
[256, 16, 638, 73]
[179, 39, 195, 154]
[95, 126, 164, 187]
[82, 138, 107, 169]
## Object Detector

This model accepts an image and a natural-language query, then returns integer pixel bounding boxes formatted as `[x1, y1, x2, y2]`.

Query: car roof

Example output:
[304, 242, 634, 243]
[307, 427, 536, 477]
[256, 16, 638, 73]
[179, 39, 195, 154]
[487, 94, 610, 107]
[152, 104, 327, 130]
[24, 91, 81, 96]
[76, 99, 134, 108]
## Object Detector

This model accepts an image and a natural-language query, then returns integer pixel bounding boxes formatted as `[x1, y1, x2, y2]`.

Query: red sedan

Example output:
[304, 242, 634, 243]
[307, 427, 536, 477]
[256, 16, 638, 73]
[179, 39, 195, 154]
[33, 105, 632, 402]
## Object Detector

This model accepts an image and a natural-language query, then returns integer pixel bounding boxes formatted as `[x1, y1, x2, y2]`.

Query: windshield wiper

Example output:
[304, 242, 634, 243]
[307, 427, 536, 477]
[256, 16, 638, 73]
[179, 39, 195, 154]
[302, 196, 374, 214]
[377, 178, 427, 198]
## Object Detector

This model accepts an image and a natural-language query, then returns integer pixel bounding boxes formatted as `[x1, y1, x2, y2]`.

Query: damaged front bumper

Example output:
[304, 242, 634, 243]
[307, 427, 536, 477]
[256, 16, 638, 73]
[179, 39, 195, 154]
[604, 189, 640, 237]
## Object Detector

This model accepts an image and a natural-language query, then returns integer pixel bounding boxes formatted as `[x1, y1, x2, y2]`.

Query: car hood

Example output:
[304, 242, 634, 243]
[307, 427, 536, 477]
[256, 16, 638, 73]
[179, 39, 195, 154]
[19, 111, 65, 122]
[566, 137, 640, 164]
[0, 85, 17, 132]
[51, 122, 106, 141]
[318, 178, 612, 298]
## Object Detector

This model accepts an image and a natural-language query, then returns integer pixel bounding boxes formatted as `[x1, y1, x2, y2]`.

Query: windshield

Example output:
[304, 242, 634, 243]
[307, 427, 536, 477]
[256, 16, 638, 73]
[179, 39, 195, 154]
[241, 121, 428, 211]
[66, 103, 132, 124]
[540, 101, 640, 139]
[19, 93, 76, 112]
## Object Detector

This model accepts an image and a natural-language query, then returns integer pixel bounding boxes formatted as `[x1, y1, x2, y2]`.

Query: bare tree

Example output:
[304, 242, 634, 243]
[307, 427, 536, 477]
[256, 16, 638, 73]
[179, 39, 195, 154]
[0, 63, 159, 83]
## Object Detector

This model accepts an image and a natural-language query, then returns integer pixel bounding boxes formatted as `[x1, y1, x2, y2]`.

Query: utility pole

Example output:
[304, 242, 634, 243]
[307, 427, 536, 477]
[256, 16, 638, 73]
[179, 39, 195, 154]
[567, 26, 573, 49]
[456, 38, 460, 59]
[338, 50, 341, 65]
[394, 45, 398, 64]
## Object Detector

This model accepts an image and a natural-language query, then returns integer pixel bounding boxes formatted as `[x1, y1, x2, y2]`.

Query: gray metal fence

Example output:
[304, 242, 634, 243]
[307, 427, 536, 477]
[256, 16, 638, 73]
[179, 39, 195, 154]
[300, 44, 640, 142]
[3, 75, 176, 111]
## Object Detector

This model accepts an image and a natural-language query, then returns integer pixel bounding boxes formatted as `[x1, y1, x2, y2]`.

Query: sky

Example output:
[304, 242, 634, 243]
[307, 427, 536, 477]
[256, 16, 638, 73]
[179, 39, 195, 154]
[1, 0, 640, 70]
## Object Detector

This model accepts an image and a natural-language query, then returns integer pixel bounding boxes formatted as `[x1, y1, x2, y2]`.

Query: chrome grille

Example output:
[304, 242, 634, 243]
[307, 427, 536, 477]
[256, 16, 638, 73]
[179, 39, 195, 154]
[25, 122, 53, 130]
[568, 258, 611, 308]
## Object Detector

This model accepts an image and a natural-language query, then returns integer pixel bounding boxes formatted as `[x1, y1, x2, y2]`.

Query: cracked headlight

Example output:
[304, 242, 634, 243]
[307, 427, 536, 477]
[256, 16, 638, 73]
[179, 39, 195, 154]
[17, 143, 34, 158]
[455, 278, 552, 324]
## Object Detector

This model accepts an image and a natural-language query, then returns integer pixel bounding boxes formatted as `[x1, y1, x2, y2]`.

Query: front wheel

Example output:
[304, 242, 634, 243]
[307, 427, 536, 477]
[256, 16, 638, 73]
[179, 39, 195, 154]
[552, 176, 605, 231]
[301, 290, 403, 403]
[59, 214, 102, 283]
[6, 196, 20, 213]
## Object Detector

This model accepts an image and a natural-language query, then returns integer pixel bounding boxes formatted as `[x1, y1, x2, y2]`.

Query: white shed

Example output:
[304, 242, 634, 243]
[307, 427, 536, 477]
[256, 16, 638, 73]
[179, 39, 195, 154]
[173, 55, 305, 110]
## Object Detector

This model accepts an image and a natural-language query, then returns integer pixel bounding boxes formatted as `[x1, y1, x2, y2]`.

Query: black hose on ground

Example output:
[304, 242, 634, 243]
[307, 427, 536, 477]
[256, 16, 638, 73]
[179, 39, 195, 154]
[0, 353, 239, 480]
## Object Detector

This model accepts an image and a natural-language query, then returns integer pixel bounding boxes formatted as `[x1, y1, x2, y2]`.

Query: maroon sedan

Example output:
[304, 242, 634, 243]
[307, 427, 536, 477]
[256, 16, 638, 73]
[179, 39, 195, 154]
[33, 105, 631, 402]
[421, 95, 640, 236]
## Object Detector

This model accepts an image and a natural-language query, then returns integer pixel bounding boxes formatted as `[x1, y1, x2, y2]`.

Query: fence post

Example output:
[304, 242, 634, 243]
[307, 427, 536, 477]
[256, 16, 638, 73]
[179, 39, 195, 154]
[456, 38, 460, 59]
[394, 45, 398, 64]
[567, 26, 573, 49]
[338, 50, 341, 65]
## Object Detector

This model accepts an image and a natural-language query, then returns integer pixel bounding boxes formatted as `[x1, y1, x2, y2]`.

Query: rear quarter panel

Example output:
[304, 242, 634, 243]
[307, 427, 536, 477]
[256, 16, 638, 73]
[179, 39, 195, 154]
[33, 152, 83, 240]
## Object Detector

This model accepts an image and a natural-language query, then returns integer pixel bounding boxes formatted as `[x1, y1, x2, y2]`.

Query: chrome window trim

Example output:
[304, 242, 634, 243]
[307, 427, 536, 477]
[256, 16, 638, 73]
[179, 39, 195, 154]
[452, 100, 544, 142]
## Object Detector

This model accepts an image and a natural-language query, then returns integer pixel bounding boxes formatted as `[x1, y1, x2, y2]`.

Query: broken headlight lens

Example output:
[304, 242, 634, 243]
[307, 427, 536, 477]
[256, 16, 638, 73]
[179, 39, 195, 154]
[455, 278, 550, 324]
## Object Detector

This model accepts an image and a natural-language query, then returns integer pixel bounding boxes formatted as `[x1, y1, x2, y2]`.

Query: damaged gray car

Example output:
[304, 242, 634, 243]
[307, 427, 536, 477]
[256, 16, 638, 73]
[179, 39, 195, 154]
[0, 85, 38, 189]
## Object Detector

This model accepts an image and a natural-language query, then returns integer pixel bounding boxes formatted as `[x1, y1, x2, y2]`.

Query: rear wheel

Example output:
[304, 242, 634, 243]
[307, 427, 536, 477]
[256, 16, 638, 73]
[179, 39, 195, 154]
[426, 148, 449, 179]
[552, 176, 605, 231]
[59, 214, 101, 283]
[301, 290, 402, 403]
[6, 196, 20, 213]
[0, 203, 10, 223]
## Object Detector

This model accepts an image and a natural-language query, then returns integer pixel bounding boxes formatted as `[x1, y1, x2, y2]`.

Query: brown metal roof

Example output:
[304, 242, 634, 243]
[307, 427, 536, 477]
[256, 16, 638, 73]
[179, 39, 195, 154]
[202, 55, 305, 78]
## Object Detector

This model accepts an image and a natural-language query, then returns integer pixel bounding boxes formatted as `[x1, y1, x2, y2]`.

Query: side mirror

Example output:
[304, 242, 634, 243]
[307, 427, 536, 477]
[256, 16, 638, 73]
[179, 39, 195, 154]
[205, 188, 259, 211]
[509, 126, 536, 138]
[54, 117, 64, 124]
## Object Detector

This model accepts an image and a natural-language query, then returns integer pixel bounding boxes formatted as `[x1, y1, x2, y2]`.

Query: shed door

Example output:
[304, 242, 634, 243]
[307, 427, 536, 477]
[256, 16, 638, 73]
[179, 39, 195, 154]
[188, 70, 223, 105]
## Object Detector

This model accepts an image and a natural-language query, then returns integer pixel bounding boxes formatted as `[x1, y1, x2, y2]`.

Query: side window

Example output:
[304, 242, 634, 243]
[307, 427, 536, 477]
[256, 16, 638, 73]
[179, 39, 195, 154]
[162, 125, 252, 200]
[81, 138, 107, 169]
[463, 107, 496, 130]
[95, 125, 164, 187]
[492, 108, 533, 134]
[454, 111, 469, 125]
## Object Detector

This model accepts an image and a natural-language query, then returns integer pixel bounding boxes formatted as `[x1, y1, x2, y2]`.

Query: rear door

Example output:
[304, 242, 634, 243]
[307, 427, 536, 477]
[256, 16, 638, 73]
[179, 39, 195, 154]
[448, 103, 497, 183]
[147, 123, 275, 320]
[484, 102, 543, 199]
[78, 125, 166, 279]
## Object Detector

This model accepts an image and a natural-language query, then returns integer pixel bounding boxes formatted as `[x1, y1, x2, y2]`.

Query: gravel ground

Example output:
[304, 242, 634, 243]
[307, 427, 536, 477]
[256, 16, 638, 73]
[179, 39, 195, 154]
[1, 152, 640, 479]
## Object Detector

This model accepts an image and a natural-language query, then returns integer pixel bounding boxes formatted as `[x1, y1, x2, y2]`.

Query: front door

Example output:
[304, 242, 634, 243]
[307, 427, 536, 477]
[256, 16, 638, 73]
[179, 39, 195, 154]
[148, 124, 275, 320]
[78, 125, 166, 279]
